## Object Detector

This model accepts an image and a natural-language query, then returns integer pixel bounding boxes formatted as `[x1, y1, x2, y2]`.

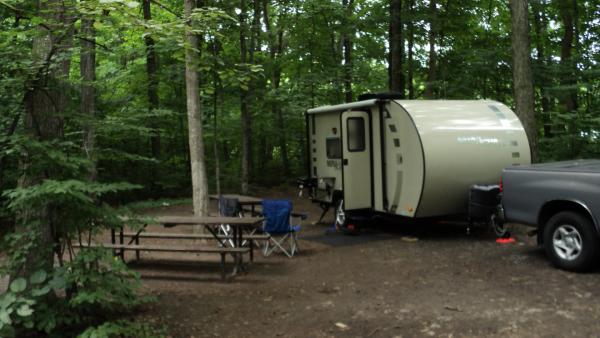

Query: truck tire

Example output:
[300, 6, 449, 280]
[543, 211, 600, 271]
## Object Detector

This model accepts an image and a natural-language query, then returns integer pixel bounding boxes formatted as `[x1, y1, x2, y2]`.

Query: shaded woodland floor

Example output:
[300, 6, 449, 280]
[121, 189, 600, 337]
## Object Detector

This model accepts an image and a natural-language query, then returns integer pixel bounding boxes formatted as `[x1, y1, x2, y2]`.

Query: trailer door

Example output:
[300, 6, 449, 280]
[342, 110, 372, 210]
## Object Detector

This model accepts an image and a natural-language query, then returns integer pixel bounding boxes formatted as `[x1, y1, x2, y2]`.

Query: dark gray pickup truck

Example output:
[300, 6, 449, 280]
[501, 160, 600, 271]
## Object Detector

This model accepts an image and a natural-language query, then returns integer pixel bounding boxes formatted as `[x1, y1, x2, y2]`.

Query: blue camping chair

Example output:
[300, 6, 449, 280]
[262, 199, 306, 257]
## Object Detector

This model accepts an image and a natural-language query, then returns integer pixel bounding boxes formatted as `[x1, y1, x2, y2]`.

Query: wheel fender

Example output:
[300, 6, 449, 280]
[537, 200, 600, 241]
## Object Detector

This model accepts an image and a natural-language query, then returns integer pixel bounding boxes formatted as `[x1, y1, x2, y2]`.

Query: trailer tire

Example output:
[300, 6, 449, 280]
[543, 211, 600, 272]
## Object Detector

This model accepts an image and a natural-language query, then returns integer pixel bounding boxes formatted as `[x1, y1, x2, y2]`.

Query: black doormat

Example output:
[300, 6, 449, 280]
[301, 228, 398, 247]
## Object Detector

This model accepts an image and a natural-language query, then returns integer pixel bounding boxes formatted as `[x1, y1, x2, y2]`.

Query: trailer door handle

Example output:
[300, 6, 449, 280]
[343, 159, 348, 165]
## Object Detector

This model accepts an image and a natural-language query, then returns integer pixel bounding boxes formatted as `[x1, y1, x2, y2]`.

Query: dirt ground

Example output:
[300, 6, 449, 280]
[128, 189, 600, 337]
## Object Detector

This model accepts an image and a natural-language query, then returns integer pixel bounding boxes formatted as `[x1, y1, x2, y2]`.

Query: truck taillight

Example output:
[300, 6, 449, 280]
[499, 177, 503, 192]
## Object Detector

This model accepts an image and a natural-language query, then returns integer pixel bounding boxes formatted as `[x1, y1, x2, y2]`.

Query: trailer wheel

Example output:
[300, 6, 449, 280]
[543, 211, 600, 271]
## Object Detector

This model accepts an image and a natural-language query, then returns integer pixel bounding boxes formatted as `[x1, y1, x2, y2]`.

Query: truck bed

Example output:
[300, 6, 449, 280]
[502, 160, 600, 228]
[505, 160, 600, 173]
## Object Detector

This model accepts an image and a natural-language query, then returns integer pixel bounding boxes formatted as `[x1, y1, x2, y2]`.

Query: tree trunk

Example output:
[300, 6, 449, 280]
[558, 0, 578, 113]
[239, 0, 251, 194]
[184, 0, 209, 219]
[0, 113, 20, 190]
[509, 0, 538, 162]
[80, 14, 96, 181]
[212, 40, 221, 196]
[143, 0, 161, 196]
[263, 0, 290, 177]
[212, 88, 221, 196]
[342, 0, 354, 102]
[258, 136, 268, 177]
[16, 0, 74, 278]
[388, 0, 405, 95]
[425, 0, 437, 99]
[331, 29, 342, 102]
[407, 0, 414, 98]
[0, 18, 23, 189]
[248, 0, 262, 180]
[531, 0, 551, 137]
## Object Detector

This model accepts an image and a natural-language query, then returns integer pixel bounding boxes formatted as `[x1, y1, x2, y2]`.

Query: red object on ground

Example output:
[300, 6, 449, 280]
[496, 237, 516, 244]
[347, 224, 355, 231]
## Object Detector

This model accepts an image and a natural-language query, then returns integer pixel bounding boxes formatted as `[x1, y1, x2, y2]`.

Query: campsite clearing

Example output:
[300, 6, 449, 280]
[129, 189, 600, 337]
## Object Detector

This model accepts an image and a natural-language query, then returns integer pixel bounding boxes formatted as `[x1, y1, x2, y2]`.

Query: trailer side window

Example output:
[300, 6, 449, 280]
[347, 117, 365, 152]
[326, 137, 342, 159]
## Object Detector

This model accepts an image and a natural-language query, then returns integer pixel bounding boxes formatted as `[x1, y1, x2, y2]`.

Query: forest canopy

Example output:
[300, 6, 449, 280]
[1, 0, 599, 197]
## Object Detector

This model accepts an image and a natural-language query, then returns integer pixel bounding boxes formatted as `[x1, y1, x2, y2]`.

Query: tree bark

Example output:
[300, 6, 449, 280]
[330, 28, 342, 102]
[342, 0, 354, 102]
[0, 18, 24, 189]
[509, 0, 538, 162]
[248, 0, 261, 179]
[407, 0, 414, 98]
[211, 39, 221, 195]
[16, 0, 74, 278]
[388, 0, 405, 95]
[531, 0, 551, 137]
[239, 0, 251, 194]
[143, 0, 161, 196]
[184, 0, 209, 218]
[80, 13, 96, 181]
[558, 0, 578, 113]
[264, 0, 290, 177]
[424, 0, 437, 99]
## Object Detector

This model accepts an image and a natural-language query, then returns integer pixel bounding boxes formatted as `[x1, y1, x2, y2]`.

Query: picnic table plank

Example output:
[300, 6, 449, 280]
[122, 231, 269, 240]
[77, 243, 249, 281]
[209, 194, 262, 204]
[154, 215, 263, 226]
[79, 243, 249, 253]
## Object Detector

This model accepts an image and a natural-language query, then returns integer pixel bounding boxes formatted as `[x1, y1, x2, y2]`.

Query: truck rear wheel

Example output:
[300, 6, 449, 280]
[543, 211, 600, 271]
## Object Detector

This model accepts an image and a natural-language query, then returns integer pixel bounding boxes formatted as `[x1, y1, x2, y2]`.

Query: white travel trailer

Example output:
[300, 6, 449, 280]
[301, 94, 531, 228]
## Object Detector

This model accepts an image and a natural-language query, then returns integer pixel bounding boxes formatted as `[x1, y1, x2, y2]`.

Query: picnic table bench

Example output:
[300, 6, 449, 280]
[78, 215, 265, 281]
[81, 243, 249, 280]
[121, 231, 270, 261]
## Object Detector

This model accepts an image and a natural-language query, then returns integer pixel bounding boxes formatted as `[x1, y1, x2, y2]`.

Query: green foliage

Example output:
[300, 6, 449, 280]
[0, 268, 64, 336]
[78, 320, 164, 338]
[0, 250, 154, 337]
[66, 250, 146, 311]
[3, 180, 141, 211]
[124, 197, 192, 211]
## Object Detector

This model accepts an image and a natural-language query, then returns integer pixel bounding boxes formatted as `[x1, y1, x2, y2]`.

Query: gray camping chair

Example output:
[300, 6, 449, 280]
[218, 197, 242, 247]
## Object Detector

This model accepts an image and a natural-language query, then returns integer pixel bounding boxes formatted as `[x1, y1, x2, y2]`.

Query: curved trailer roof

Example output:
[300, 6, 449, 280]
[306, 99, 378, 114]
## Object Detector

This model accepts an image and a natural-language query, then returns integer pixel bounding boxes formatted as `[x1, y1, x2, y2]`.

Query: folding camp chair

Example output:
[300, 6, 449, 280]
[218, 196, 242, 247]
[262, 199, 306, 258]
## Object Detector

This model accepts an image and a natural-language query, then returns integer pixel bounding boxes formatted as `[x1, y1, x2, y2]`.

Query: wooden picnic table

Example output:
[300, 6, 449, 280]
[209, 194, 263, 215]
[105, 215, 265, 281]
